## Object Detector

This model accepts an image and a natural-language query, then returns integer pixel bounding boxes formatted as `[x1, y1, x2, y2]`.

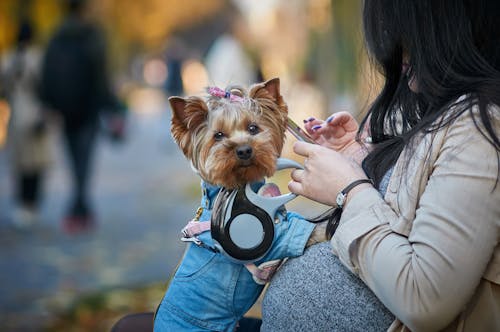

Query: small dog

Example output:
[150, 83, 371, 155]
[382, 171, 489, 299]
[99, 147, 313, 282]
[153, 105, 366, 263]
[154, 78, 325, 331]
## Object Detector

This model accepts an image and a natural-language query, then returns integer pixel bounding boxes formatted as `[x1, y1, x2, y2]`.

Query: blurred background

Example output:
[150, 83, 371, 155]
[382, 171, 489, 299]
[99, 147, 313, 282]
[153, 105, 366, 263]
[0, 0, 378, 330]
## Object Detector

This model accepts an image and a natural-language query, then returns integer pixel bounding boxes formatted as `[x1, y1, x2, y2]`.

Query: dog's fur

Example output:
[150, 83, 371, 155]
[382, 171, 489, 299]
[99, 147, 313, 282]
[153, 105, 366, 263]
[170, 78, 288, 189]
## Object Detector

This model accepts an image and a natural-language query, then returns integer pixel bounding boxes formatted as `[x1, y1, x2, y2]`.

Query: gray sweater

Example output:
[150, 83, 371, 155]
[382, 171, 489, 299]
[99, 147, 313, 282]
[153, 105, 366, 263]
[261, 170, 395, 332]
[261, 242, 394, 331]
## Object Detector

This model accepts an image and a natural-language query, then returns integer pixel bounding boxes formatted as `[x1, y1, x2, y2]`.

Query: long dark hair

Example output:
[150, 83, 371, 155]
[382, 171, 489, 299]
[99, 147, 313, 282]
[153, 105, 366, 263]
[322, 0, 500, 238]
[360, 0, 500, 186]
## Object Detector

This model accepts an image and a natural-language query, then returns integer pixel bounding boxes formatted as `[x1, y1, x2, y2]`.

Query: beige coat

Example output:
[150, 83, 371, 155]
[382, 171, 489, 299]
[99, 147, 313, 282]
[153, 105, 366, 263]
[1, 46, 51, 171]
[332, 103, 500, 331]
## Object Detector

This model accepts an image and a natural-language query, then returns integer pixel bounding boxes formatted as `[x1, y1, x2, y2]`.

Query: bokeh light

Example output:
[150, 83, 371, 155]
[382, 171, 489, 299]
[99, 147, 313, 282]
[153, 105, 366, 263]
[0, 100, 10, 148]
[181, 60, 209, 95]
[143, 58, 168, 87]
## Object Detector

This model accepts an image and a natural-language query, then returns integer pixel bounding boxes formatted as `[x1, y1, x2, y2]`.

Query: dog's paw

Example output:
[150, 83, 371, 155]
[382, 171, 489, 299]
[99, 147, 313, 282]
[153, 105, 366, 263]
[246, 259, 283, 285]
[306, 220, 328, 247]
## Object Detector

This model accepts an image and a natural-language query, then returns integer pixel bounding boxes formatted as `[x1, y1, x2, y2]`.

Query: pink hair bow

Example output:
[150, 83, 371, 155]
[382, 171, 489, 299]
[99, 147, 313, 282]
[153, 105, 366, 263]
[207, 87, 244, 102]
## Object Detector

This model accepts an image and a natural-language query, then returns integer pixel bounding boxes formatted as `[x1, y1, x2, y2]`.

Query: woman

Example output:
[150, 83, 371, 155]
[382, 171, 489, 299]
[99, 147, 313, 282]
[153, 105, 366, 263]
[1, 21, 51, 229]
[262, 0, 500, 331]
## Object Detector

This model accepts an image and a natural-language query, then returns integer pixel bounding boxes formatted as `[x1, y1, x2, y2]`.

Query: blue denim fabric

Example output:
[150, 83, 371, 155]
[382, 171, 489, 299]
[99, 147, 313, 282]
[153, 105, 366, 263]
[154, 181, 316, 331]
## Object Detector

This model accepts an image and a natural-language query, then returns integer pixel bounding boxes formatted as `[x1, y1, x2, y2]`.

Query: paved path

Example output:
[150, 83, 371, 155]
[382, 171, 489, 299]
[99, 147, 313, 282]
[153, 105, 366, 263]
[0, 95, 202, 329]
[0, 92, 324, 330]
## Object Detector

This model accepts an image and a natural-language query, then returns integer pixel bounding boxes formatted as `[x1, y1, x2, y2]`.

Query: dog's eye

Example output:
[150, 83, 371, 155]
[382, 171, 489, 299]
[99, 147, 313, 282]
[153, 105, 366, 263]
[214, 131, 225, 141]
[248, 124, 259, 135]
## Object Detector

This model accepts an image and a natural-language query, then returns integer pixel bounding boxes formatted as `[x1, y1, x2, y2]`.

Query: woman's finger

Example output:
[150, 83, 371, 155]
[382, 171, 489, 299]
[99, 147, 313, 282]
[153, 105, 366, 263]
[305, 120, 325, 141]
[311, 125, 331, 136]
[288, 180, 303, 195]
[327, 111, 358, 132]
[291, 169, 305, 182]
[293, 141, 316, 157]
[304, 119, 323, 133]
[289, 169, 307, 195]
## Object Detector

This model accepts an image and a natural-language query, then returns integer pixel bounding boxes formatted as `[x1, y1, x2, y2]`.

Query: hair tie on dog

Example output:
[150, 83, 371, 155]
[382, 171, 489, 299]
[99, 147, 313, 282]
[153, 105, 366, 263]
[207, 86, 243, 102]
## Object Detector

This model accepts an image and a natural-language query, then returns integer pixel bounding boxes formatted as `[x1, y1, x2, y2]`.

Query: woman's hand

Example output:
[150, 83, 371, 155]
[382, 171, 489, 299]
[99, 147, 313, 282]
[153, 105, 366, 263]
[304, 112, 371, 165]
[288, 141, 371, 207]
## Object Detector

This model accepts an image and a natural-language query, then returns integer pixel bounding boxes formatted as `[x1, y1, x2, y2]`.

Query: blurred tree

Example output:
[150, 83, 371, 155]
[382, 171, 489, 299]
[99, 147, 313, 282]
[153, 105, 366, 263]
[0, 0, 61, 52]
[1, 0, 228, 71]
[0, 0, 21, 53]
[331, 0, 362, 95]
[99, 0, 226, 72]
[101, 0, 224, 49]
[305, 0, 363, 114]
[31, 0, 63, 43]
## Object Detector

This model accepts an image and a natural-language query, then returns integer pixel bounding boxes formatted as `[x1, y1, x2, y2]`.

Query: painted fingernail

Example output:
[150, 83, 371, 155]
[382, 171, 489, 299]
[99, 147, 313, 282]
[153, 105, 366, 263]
[312, 125, 322, 131]
[306, 117, 315, 122]
[326, 115, 335, 123]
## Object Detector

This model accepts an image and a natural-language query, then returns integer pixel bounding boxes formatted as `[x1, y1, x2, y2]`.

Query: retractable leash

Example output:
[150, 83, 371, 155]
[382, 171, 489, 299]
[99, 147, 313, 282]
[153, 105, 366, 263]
[210, 158, 304, 263]
[180, 158, 303, 284]
[180, 158, 304, 264]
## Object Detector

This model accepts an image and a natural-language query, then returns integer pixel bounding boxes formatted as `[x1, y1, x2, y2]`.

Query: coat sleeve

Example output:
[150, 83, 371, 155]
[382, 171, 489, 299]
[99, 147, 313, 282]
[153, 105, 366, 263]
[331, 109, 500, 331]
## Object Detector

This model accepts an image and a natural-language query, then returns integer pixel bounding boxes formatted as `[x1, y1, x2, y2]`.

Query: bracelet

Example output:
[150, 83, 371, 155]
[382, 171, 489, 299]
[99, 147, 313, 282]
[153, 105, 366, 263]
[336, 179, 374, 209]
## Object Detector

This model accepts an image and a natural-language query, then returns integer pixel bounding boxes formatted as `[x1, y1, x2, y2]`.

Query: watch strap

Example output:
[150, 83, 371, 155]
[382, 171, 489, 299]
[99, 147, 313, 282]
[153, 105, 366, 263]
[336, 178, 373, 209]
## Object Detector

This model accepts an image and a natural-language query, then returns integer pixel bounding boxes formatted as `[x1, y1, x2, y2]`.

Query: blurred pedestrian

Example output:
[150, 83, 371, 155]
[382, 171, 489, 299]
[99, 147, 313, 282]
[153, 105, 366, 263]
[163, 37, 186, 97]
[40, 0, 117, 233]
[204, 9, 257, 88]
[1, 20, 51, 229]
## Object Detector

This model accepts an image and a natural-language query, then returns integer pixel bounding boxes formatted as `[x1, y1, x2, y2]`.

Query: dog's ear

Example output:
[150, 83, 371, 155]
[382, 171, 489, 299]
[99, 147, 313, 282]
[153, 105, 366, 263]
[262, 77, 280, 101]
[169, 96, 187, 123]
[249, 77, 288, 119]
[249, 77, 281, 102]
[169, 96, 208, 157]
[169, 96, 208, 131]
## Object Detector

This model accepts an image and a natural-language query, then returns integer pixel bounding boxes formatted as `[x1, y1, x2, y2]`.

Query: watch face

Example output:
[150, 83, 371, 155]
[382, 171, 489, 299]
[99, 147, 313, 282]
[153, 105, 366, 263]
[336, 192, 345, 207]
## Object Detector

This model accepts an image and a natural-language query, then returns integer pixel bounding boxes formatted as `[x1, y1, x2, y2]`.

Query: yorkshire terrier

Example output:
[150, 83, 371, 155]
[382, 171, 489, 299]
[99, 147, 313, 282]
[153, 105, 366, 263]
[154, 78, 326, 331]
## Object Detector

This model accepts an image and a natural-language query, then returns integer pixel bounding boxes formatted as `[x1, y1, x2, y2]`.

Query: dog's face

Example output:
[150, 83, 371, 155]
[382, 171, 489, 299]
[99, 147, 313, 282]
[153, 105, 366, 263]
[170, 78, 288, 189]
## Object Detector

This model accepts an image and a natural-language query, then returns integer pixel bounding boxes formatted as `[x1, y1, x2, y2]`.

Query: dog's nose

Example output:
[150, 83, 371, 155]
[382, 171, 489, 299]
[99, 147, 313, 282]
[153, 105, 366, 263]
[236, 145, 253, 160]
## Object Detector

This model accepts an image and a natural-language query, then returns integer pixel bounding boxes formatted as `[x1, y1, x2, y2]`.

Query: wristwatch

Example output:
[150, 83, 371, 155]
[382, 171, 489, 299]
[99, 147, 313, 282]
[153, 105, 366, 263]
[336, 179, 374, 209]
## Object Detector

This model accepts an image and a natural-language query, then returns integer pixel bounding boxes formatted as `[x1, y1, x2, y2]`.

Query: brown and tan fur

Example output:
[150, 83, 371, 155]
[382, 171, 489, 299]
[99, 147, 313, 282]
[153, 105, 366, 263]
[170, 78, 288, 189]
[170, 77, 326, 245]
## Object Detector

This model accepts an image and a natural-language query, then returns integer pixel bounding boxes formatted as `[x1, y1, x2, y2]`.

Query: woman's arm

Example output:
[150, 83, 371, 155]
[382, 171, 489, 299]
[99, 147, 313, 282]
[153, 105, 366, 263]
[333, 112, 500, 331]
